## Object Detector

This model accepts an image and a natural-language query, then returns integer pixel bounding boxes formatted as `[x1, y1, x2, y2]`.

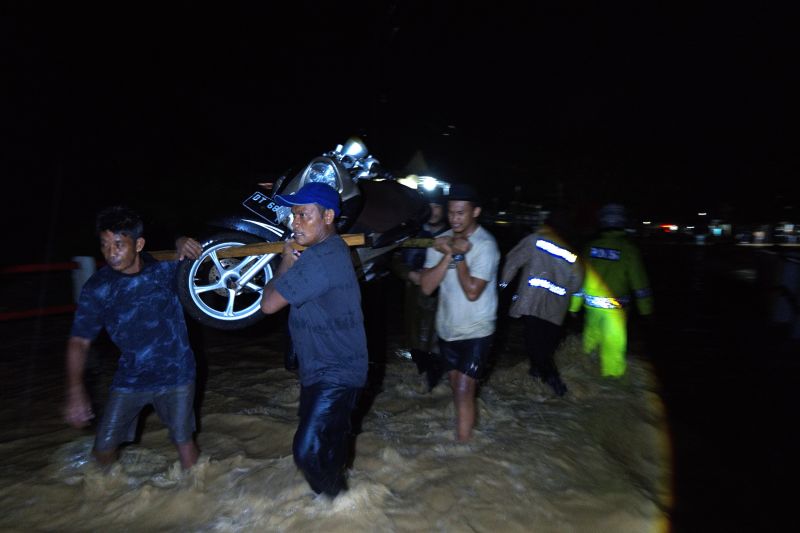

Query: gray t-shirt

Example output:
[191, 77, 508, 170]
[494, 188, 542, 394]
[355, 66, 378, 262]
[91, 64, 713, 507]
[424, 225, 500, 341]
[274, 234, 368, 388]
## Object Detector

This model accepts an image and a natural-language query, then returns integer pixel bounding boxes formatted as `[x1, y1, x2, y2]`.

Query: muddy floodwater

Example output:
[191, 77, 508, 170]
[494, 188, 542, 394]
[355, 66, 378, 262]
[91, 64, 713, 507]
[5, 240, 800, 531]
[0, 308, 670, 532]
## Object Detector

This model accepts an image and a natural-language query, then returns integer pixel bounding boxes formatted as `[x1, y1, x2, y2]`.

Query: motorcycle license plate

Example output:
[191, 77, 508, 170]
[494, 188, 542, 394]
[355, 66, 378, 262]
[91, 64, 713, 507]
[242, 191, 282, 223]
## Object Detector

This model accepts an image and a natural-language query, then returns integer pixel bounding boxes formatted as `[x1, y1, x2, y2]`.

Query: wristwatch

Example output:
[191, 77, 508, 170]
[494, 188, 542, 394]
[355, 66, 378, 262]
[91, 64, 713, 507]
[451, 253, 465, 263]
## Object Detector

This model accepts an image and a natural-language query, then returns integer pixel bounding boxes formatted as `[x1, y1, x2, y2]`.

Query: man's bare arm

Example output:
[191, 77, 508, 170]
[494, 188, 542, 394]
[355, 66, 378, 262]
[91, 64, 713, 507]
[420, 236, 454, 295]
[454, 261, 489, 301]
[64, 336, 94, 428]
[175, 236, 203, 261]
[260, 240, 297, 315]
[420, 255, 451, 295]
[449, 236, 488, 300]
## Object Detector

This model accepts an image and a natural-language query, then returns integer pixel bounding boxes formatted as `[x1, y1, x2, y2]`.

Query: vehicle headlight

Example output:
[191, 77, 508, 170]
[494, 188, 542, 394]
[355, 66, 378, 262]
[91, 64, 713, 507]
[305, 161, 339, 190]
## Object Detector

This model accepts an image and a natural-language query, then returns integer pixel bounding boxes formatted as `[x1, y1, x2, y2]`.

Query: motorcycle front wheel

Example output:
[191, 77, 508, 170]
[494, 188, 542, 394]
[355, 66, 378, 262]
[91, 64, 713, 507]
[177, 232, 279, 330]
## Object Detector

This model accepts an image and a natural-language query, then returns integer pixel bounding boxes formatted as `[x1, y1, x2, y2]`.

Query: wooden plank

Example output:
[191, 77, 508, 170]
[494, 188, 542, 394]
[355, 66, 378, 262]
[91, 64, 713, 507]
[148, 233, 367, 261]
[399, 238, 435, 248]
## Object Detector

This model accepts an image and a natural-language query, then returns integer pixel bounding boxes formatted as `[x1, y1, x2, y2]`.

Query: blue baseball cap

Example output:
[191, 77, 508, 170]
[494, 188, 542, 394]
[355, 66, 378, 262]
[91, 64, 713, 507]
[274, 182, 341, 217]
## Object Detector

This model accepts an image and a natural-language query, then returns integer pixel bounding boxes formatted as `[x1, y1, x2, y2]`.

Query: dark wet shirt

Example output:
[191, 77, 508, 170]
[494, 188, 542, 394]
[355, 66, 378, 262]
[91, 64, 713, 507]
[401, 223, 447, 271]
[274, 235, 368, 388]
[70, 260, 196, 392]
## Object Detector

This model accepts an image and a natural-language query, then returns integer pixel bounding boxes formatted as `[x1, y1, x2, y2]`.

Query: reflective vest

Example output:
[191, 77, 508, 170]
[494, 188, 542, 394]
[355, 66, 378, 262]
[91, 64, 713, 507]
[500, 226, 584, 325]
[570, 230, 653, 315]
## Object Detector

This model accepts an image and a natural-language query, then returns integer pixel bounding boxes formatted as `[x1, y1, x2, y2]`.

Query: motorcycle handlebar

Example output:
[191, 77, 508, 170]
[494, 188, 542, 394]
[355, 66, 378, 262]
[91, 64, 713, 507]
[371, 164, 395, 180]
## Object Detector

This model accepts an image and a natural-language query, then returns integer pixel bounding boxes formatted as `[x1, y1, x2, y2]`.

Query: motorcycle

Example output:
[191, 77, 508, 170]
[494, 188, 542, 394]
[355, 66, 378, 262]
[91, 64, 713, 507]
[176, 137, 431, 330]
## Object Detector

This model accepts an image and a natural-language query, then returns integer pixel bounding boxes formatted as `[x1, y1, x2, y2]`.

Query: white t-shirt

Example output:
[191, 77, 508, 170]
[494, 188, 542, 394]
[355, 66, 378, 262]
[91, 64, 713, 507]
[424, 225, 500, 341]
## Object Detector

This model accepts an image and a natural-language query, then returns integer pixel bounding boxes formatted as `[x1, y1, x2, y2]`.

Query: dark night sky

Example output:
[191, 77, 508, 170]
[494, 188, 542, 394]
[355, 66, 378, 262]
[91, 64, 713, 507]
[2, 2, 797, 262]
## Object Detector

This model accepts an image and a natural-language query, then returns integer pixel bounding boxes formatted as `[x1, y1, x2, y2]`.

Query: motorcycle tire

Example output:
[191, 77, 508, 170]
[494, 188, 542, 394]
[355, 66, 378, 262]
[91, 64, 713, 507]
[177, 232, 280, 330]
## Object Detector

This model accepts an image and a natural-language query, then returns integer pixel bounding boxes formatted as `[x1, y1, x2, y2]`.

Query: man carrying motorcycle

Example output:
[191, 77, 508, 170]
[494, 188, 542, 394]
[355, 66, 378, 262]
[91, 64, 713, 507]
[260, 182, 368, 498]
[390, 189, 449, 389]
[419, 183, 500, 442]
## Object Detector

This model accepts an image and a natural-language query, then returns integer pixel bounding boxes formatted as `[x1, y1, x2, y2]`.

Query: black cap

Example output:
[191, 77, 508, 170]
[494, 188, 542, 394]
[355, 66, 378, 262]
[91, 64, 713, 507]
[446, 183, 480, 205]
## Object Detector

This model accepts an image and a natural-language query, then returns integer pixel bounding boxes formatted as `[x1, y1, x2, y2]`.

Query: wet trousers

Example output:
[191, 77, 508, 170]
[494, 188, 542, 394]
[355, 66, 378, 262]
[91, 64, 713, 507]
[583, 307, 628, 377]
[294, 382, 361, 497]
[521, 315, 562, 379]
[403, 283, 439, 354]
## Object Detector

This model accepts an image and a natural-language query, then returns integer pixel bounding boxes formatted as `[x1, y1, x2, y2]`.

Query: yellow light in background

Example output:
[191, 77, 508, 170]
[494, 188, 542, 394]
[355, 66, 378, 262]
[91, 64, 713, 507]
[398, 175, 419, 189]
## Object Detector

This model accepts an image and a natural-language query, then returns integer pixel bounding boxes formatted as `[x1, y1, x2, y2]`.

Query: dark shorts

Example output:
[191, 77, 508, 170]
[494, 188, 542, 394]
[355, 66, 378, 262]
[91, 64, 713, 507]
[438, 334, 494, 380]
[94, 384, 196, 452]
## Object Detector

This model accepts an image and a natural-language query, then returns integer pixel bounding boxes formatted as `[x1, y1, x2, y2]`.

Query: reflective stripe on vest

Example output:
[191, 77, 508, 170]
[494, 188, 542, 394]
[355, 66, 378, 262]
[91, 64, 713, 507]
[536, 239, 577, 263]
[584, 294, 630, 309]
[528, 277, 567, 296]
[589, 247, 621, 261]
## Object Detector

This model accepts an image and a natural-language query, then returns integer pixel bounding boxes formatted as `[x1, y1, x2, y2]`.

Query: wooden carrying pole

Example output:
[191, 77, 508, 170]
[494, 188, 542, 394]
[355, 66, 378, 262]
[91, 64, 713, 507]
[148, 234, 367, 261]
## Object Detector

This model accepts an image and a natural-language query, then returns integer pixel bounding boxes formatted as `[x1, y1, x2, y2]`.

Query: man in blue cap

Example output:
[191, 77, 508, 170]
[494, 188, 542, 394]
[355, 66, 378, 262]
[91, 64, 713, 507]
[260, 182, 368, 498]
